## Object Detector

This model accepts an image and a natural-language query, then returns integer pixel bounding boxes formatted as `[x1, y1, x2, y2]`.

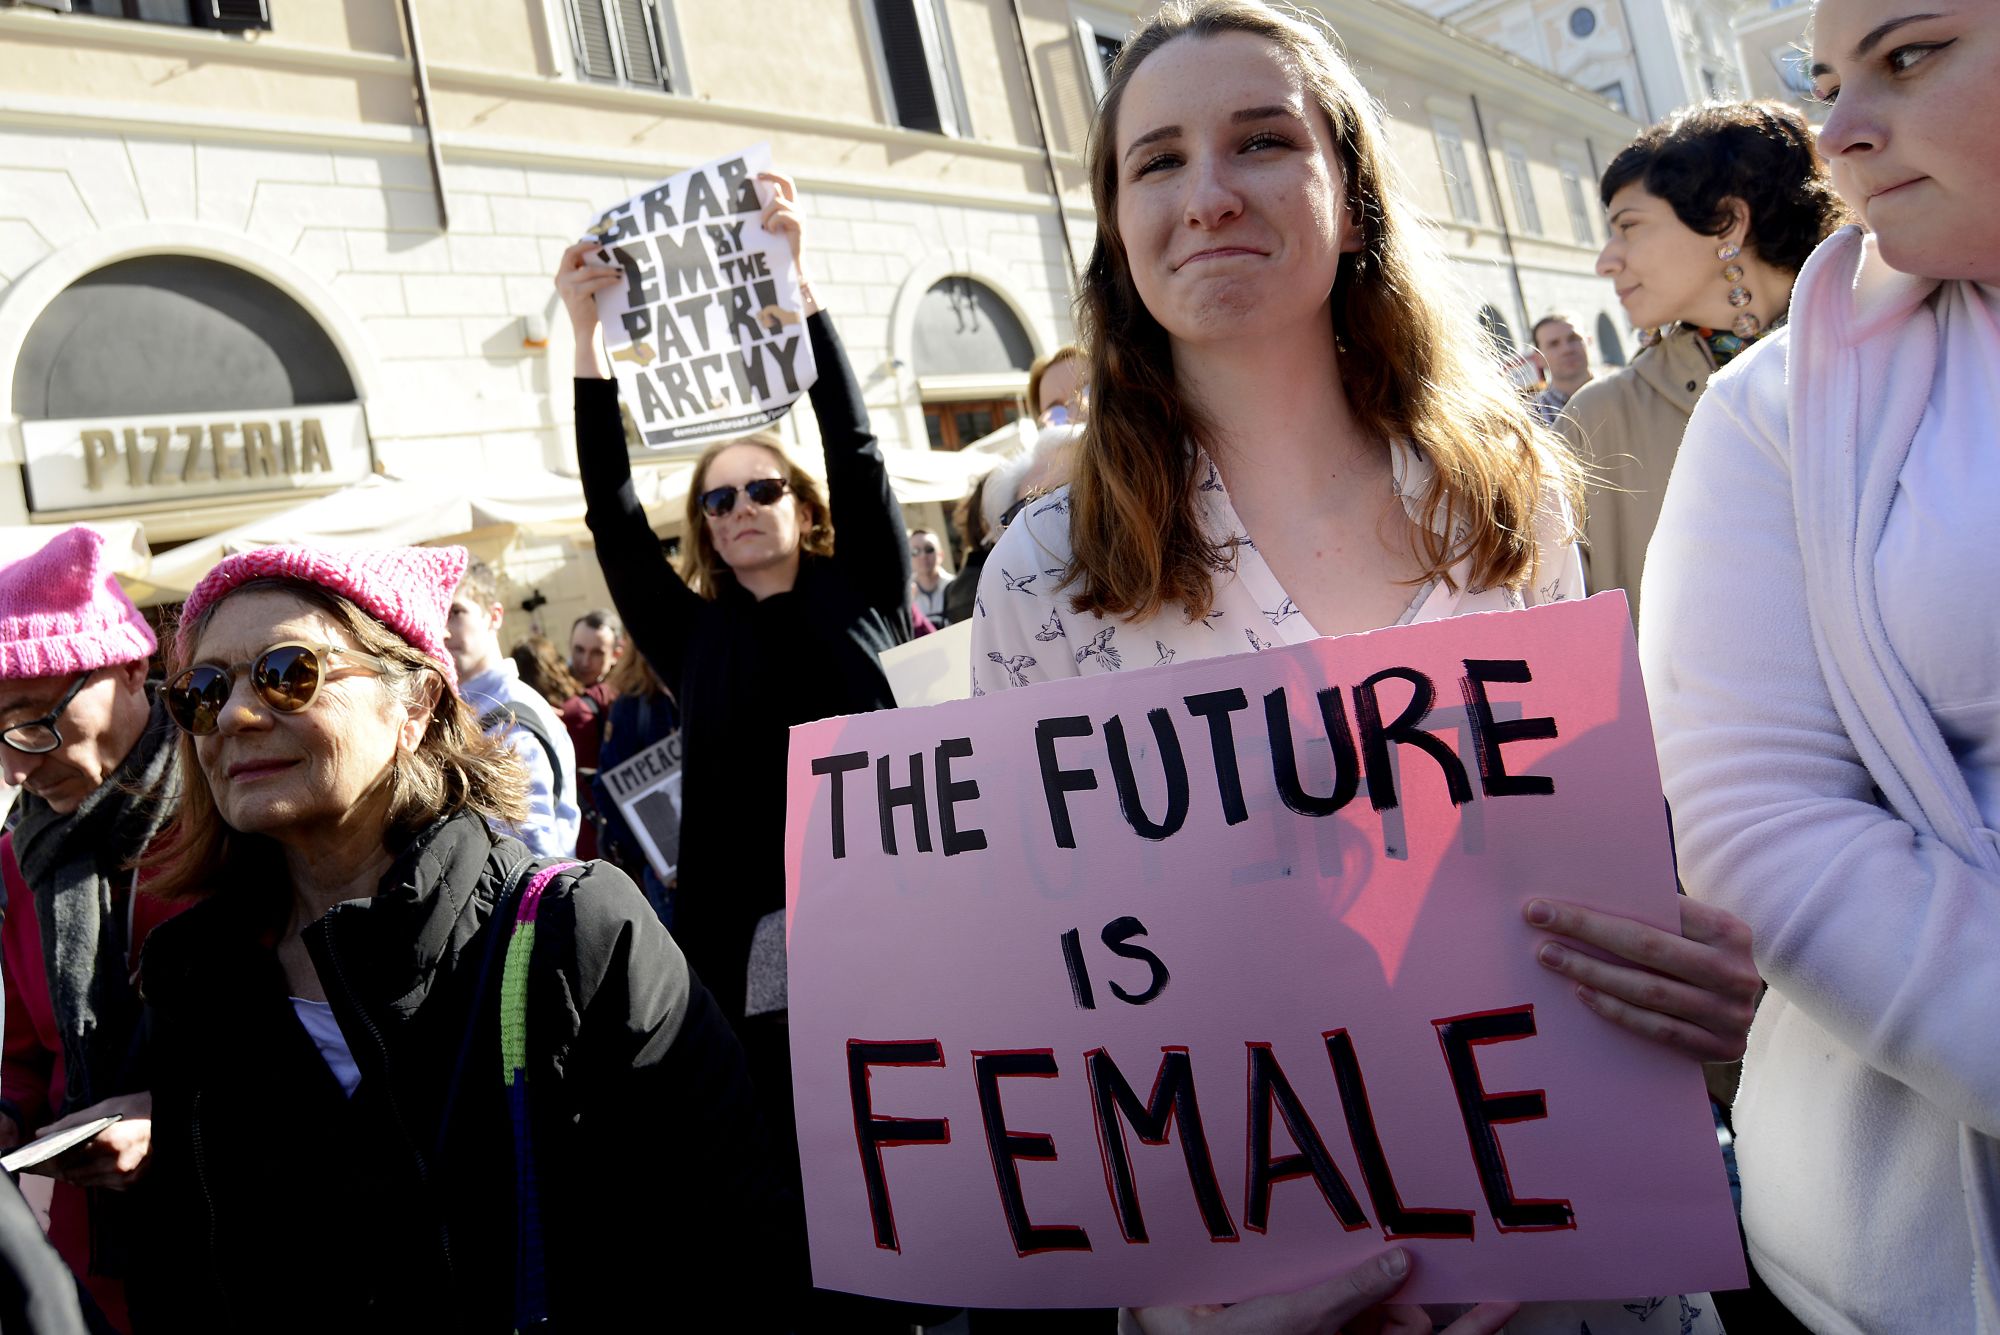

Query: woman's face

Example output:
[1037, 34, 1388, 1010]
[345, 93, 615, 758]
[702, 443, 803, 577]
[1113, 31, 1359, 353]
[188, 590, 424, 844]
[1596, 184, 1742, 332]
[1812, 0, 2000, 283]
[910, 533, 940, 579]
[1036, 357, 1082, 423]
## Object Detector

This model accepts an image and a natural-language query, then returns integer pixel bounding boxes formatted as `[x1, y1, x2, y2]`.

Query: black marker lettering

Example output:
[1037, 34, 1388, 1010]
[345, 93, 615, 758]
[1101, 916, 1169, 1005]
[1323, 1029, 1475, 1239]
[1183, 689, 1252, 825]
[1460, 660, 1558, 798]
[933, 737, 987, 856]
[973, 1050, 1093, 1255]
[1265, 685, 1362, 817]
[1103, 709, 1191, 840]
[1087, 1046, 1238, 1244]
[1433, 1006, 1575, 1232]
[810, 751, 869, 859]
[846, 1039, 951, 1252]
[1035, 716, 1098, 849]
[1353, 667, 1474, 812]
[876, 752, 932, 856]
[1243, 1043, 1368, 1233]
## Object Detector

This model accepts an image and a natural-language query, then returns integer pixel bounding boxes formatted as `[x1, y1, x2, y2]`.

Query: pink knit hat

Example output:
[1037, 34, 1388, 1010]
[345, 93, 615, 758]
[0, 526, 158, 682]
[177, 544, 470, 692]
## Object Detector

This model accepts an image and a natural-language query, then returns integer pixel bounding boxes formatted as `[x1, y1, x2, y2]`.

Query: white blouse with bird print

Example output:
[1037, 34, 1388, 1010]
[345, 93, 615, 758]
[971, 442, 1584, 696]
[969, 449, 1728, 1335]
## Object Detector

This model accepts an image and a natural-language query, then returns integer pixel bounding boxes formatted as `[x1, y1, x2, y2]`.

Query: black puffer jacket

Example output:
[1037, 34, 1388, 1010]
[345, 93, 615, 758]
[132, 813, 804, 1333]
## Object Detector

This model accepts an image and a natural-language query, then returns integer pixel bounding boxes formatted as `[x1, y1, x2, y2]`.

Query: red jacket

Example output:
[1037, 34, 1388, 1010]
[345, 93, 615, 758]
[2, 833, 182, 1334]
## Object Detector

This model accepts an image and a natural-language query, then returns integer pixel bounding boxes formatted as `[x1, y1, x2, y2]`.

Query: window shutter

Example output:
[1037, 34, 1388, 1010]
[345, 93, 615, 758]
[568, 0, 621, 82]
[200, 0, 270, 29]
[613, 0, 666, 89]
[873, 0, 944, 133]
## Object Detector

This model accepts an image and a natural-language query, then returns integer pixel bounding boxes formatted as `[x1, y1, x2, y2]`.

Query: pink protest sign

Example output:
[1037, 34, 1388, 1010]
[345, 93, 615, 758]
[784, 593, 1745, 1308]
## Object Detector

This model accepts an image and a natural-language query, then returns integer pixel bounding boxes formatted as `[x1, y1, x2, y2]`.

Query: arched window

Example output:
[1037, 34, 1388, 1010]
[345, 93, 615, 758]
[913, 277, 1035, 450]
[13, 256, 356, 420]
[1595, 311, 1628, 366]
[1478, 304, 1516, 357]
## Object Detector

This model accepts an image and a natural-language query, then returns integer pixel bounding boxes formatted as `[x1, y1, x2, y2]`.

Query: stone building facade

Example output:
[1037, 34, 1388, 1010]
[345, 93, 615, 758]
[0, 0, 1638, 628]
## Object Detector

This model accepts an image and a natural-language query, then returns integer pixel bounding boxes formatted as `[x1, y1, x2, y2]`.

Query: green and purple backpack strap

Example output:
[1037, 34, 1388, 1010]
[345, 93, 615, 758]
[499, 857, 579, 1333]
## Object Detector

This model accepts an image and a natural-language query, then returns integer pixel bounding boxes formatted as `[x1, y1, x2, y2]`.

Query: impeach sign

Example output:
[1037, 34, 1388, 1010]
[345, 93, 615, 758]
[588, 143, 817, 449]
[784, 594, 1746, 1308]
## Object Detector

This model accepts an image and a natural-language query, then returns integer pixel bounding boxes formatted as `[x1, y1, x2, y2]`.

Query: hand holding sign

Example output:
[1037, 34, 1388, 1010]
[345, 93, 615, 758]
[1125, 1248, 1519, 1335]
[1526, 895, 1760, 1063]
[573, 143, 819, 449]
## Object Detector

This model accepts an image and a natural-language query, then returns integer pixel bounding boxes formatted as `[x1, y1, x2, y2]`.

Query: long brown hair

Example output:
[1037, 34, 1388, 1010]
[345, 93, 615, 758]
[146, 579, 531, 901]
[678, 431, 834, 598]
[1068, 0, 1579, 622]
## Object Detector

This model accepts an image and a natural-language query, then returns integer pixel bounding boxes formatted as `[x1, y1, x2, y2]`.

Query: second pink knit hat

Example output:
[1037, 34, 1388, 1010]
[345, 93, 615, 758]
[0, 526, 158, 682]
[177, 544, 470, 692]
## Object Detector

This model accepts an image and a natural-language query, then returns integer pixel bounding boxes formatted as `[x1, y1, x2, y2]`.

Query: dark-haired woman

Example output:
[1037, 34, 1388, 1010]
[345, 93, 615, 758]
[554, 173, 909, 1030]
[972, 1, 1752, 1330]
[1555, 99, 1850, 623]
[132, 545, 797, 1331]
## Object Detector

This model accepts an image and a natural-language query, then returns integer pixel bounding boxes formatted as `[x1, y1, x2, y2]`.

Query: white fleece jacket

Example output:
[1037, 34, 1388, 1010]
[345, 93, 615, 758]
[1641, 225, 2000, 1334]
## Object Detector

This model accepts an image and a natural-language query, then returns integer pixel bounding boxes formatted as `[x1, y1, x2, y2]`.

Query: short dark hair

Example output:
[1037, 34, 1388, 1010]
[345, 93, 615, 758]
[570, 609, 622, 641]
[1599, 100, 1850, 275]
[1530, 313, 1579, 349]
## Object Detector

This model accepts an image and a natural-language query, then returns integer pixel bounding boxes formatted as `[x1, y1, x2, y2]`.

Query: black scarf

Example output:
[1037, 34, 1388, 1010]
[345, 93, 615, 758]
[10, 695, 179, 1116]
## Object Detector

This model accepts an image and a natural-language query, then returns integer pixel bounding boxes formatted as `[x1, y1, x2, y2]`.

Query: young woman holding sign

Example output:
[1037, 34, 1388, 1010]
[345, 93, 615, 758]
[971, 2, 1755, 1329]
[1643, 2, 2000, 1329]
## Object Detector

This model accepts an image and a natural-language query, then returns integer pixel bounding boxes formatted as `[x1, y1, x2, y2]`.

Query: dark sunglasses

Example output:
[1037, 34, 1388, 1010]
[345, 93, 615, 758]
[165, 642, 394, 737]
[1, 669, 96, 756]
[698, 477, 790, 518]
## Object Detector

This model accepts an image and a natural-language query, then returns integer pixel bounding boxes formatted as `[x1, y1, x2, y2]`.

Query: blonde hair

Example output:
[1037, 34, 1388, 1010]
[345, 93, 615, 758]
[679, 432, 834, 598]
[146, 579, 532, 901]
[1067, 0, 1579, 622]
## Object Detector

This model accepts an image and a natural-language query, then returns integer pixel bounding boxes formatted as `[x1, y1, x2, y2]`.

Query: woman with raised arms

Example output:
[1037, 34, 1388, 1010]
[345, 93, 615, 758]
[971, 2, 1756, 1329]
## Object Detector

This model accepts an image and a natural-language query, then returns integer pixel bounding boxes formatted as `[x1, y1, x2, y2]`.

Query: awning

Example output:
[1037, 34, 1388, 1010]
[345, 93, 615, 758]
[115, 442, 1003, 604]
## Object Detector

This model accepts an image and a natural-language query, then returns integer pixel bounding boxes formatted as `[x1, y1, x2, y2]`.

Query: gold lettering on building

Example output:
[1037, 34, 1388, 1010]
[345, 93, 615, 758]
[74, 417, 341, 491]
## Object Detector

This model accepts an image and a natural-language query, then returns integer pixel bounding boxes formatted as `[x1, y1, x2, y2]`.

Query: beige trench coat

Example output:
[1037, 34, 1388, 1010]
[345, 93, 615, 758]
[1553, 325, 1717, 627]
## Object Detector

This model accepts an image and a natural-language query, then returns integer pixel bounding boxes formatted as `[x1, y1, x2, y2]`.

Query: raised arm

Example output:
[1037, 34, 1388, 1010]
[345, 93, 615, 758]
[1642, 359, 2000, 1136]
[756, 173, 911, 625]
[557, 240, 704, 689]
[805, 310, 911, 623]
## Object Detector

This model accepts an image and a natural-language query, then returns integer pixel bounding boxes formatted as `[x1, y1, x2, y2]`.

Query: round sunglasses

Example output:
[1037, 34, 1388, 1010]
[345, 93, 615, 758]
[165, 642, 394, 737]
[698, 477, 791, 519]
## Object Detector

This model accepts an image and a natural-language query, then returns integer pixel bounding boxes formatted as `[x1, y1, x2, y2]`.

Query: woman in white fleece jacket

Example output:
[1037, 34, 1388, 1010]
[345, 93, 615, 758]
[1641, 4, 2000, 1331]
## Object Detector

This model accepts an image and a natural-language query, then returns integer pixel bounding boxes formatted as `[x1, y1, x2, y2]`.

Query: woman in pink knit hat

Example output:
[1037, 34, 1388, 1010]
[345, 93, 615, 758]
[128, 544, 803, 1332]
[1, 524, 184, 1335]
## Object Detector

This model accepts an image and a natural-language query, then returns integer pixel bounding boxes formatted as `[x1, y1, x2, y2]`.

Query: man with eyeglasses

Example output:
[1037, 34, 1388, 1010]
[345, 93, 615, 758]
[0, 526, 184, 1332]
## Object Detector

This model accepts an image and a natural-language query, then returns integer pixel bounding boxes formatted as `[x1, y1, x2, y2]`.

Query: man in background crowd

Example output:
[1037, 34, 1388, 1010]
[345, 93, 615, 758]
[445, 561, 580, 856]
[909, 530, 951, 628]
[1528, 313, 1595, 425]
[562, 610, 622, 858]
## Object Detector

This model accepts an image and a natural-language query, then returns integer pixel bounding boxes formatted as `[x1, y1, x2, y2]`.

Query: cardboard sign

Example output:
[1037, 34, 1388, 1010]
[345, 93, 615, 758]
[784, 594, 1745, 1308]
[598, 732, 684, 882]
[588, 143, 817, 449]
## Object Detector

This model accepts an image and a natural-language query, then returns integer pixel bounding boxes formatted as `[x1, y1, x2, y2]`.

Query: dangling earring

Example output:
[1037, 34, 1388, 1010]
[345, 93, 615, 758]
[1718, 242, 1761, 338]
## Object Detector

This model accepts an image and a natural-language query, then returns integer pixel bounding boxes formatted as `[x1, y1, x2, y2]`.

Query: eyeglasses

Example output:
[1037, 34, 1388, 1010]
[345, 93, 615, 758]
[698, 478, 790, 518]
[913, 544, 938, 556]
[164, 642, 394, 737]
[1, 670, 96, 756]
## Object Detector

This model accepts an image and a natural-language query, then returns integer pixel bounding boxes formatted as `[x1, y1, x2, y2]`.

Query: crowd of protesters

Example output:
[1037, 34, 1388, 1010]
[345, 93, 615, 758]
[0, 0, 1995, 1330]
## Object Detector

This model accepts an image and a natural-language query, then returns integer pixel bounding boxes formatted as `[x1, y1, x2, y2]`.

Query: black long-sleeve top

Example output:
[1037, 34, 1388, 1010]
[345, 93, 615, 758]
[576, 312, 910, 1022]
